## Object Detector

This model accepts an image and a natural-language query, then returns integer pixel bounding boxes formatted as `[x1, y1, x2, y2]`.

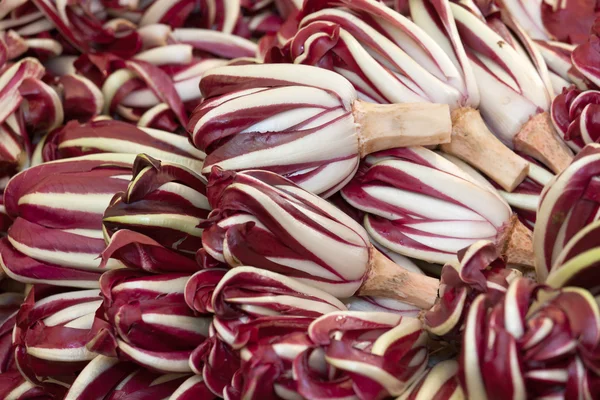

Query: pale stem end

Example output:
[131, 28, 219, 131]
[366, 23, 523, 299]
[440, 107, 530, 192]
[513, 112, 574, 174]
[353, 100, 452, 158]
[498, 215, 535, 267]
[359, 246, 440, 310]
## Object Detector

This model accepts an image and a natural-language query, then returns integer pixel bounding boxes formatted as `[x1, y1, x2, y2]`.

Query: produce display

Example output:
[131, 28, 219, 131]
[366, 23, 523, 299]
[271, 0, 532, 191]
[189, 63, 452, 196]
[0, 0, 599, 399]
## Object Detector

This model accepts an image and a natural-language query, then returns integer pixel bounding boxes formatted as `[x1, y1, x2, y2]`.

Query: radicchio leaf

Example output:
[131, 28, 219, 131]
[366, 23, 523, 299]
[340, 147, 519, 265]
[88, 269, 211, 373]
[460, 278, 600, 398]
[533, 143, 600, 281]
[202, 168, 370, 298]
[424, 240, 520, 340]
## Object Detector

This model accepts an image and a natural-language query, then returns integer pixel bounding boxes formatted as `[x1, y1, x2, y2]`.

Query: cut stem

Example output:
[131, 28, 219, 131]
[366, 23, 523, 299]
[498, 215, 535, 267]
[353, 100, 452, 157]
[513, 112, 573, 174]
[359, 246, 439, 310]
[441, 107, 529, 192]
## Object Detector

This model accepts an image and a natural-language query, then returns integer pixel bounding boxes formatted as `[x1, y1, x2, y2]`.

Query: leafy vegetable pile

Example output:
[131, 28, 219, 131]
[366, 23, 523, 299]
[0, 1, 599, 399]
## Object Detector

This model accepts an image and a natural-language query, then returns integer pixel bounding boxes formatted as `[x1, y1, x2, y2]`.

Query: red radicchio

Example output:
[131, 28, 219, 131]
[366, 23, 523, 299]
[0, 154, 135, 288]
[202, 167, 370, 298]
[301, 311, 429, 399]
[64, 355, 216, 400]
[340, 147, 527, 265]
[37, 119, 205, 171]
[0, 370, 66, 399]
[189, 63, 451, 196]
[533, 143, 600, 281]
[101, 154, 209, 273]
[396, 359, 464, 400]
[572, 16, 600, 87]
[209, 267, 347, 349]
[546, 218, 600, 295]
[188, 63, 360, 197]
[461, 278, 600, 398]
[551, 86, 600, 152]
[87, 269, 211, 374]
[424, 240, 520, 341]
[12, 287, 102, 387]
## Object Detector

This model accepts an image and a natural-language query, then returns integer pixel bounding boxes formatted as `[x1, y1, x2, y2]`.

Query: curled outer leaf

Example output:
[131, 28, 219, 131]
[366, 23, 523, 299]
[202, 168, 370, 298]
[96, 27, 257, 130]
[189, 63, 360, 196]
[424, 240, 519, 340]
[189, 328, 241, 397]
[216, 315, 314, 356]
[102, 154, 210, 272]
[211, 266, 347, 319]
[0, 58, 45, 125]
[460, 278, 600, 399]
[0, 31, 28, 63]
[307, 311, 428, 399]
[19, 77, 63, 134]
[290, 345, 356, 400]
[185, 269, 227, 314]
[88, 269, 211, 373]
[100, 58, 189, 131]
[396, 359, 464, 400]
[551, 86, 600, 153]
[233, 331, 315, 400]
[100, 229, 201, 275]
[341, 147, 514, 265]
[13, 287, 102, 386]
[117, 59, 190, 128]
[572, 20, 600, 87]
[56, 73, 104, 123]
[533, 143, 600, 281]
